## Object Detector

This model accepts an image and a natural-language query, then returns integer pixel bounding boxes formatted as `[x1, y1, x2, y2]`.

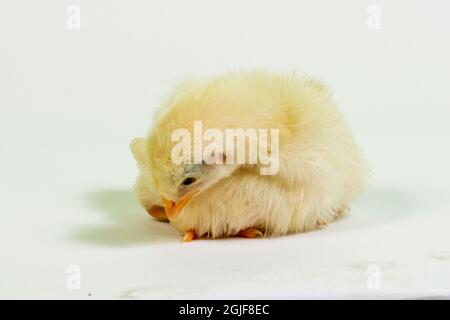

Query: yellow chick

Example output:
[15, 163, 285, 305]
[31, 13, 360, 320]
[131, 71, 367, 242]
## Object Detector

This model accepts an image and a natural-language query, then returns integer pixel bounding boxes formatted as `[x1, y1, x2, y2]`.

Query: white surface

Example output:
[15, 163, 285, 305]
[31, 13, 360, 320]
[1, 0, 450, 299]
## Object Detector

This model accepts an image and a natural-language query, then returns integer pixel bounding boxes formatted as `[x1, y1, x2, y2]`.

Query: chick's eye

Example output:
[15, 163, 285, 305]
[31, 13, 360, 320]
[181, 177, 197, 186]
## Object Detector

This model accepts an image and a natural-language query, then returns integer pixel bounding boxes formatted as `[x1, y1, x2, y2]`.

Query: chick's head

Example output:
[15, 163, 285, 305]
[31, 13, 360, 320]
[130, 134, 238, 221]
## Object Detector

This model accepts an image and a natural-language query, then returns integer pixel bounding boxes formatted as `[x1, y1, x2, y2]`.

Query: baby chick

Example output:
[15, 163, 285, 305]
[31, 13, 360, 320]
[131, 71, 367, 242]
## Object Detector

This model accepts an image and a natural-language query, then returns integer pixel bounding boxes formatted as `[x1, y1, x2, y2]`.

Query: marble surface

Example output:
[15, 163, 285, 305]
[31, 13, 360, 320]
[1, 1, 449, 299]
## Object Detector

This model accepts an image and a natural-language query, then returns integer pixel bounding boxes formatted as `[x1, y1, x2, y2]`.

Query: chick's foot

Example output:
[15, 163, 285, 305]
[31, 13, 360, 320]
[237, 228, 263, 238]
[182, 230, 197, 242]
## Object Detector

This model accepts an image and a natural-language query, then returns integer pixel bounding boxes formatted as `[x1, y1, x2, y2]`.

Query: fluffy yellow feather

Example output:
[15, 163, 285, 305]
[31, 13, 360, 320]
[131, 71, 367, 241]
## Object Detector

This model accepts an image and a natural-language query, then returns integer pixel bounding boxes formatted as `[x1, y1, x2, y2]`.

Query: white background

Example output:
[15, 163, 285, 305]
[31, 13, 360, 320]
[1, 0, 449, 299]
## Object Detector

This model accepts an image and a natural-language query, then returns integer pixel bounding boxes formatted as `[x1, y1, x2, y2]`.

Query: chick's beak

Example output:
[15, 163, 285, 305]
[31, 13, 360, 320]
[162, 190, 199, 220]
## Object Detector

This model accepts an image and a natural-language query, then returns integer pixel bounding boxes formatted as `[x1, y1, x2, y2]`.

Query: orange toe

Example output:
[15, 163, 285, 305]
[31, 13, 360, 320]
[237, 228, 263, 238]
[182, 230, 197, 242]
